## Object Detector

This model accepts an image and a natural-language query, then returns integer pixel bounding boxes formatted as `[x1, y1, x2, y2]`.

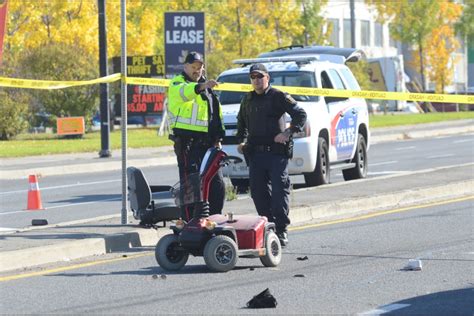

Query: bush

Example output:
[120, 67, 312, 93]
[0, 90, 30, 140]
[17, 42, 99, 128]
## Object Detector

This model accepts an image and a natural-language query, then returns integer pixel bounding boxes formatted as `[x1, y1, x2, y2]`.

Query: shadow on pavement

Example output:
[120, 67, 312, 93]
[380, 287, 474, 315]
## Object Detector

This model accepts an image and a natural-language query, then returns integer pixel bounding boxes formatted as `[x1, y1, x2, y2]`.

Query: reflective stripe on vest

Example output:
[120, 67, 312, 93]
[174, 101, 208, 127]
[179, 85, 190, 102]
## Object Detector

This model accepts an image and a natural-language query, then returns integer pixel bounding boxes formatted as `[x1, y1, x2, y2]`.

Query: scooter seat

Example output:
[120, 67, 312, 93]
[127, 167, 180, 226]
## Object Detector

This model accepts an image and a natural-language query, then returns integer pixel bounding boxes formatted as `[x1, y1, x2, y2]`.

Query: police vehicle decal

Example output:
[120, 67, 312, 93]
[330, 107, 357, 160]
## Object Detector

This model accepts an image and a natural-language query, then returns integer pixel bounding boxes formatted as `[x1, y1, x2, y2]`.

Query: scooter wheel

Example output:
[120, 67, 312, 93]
[203, 235, 238, 272]
[155, 234, 189, 271]
[260, 231, 282, 267]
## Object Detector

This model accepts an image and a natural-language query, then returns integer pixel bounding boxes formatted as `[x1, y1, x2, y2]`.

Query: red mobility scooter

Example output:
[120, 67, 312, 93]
[155, 147, 282, 272]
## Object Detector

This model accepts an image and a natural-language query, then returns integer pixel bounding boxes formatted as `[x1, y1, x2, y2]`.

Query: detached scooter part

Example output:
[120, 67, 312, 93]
[155, 147, 282, 272]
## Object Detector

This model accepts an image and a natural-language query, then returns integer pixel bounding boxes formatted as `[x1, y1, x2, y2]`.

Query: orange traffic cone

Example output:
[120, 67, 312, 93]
[27, 175, 44, 210]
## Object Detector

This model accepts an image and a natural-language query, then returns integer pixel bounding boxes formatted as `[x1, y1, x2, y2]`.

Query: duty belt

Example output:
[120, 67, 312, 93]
[252, 144, 285, 154]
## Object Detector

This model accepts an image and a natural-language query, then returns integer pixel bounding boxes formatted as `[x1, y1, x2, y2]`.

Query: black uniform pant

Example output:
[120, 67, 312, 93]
[173, 137, 225, 221]
[248, 151, 290, 233]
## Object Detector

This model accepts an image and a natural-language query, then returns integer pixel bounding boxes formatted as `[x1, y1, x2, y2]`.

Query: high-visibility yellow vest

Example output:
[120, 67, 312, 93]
[167, 74, 210, 133]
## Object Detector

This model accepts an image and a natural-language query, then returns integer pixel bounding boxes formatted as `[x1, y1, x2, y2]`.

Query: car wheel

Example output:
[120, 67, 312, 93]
[230, 178, 249, 193]
[260, 231, 282, 267]
[342, 133, 368, 181]
[304, 137, 330, 186]
[203, 235, 238, 272]
[155, 234, 189, 271]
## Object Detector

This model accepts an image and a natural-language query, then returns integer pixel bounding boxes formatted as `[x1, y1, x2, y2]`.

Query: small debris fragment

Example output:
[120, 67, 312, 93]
[296, 256, 308, 261]
[249, 267, 255, 271]
[246, 288, 277, 309]
[32, 219, 48, 226]
[160, 274, 167, 280]
[293, 274, 306, 278]
[152, 274, 158, 279]
[122, 255, 128, 258]
[403, 259, 422, 271]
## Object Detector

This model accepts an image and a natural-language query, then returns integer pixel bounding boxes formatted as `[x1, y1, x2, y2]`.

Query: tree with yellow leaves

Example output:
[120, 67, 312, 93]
[367, 0, 440, 92]
[424, 1, 462, 93]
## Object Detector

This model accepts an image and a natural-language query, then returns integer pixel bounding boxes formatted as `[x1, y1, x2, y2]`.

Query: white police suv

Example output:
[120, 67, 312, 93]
[217, 46, 370, 190]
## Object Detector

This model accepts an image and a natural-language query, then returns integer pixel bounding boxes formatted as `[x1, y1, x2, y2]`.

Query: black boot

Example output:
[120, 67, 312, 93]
[276, 230, 288, 247]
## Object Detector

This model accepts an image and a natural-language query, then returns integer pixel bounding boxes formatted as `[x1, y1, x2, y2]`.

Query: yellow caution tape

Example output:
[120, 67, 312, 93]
[0, 73, 121, 89]
[125, 77, 170, 86]
[1, 74, 472, 104]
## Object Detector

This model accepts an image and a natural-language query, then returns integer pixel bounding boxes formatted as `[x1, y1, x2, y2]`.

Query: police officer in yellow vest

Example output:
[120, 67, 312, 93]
[168, 52, 225, 221]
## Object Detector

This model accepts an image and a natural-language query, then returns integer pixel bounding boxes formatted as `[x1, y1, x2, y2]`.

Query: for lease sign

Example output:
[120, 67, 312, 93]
[164, 12, 205, 76]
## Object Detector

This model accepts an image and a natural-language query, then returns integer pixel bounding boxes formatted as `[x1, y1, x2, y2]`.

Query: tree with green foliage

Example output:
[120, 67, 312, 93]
[294, 0, 329, 46]
[17, 43, 99, 128]
[368, 0, 440, 91]
[0, 89, 30, 140]
[455, 0, 474, 42]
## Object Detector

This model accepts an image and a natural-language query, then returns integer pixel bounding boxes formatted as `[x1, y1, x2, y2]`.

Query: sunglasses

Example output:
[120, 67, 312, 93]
[250, 73, 265, 80]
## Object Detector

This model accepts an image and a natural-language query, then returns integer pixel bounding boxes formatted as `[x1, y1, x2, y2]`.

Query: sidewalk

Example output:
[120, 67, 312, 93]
[1, 119, 473, 180]
[0, 120, 473, 273]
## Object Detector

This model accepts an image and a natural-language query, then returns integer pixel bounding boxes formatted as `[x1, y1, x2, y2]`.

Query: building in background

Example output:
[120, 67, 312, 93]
[320, 0, 469, 110]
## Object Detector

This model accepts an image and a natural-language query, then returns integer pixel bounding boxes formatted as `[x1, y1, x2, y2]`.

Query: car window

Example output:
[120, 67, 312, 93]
[327, 69, 346, 89]
[216, 73, 250, 105]
[321, 69, 349, 103]
[217, 71, 319, 105]
[339, 67, 361, 91]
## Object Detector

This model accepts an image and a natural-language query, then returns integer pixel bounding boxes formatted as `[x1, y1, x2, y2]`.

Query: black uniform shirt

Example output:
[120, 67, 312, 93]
[236, 86, 307, 145]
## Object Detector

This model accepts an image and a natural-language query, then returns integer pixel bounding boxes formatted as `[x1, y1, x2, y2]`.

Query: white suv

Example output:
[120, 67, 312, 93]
[216, 46, 370, 190]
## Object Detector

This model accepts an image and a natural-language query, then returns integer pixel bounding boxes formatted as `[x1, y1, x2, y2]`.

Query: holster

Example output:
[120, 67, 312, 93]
[284, 136, 294, 159]
[242, 143, 252, 166]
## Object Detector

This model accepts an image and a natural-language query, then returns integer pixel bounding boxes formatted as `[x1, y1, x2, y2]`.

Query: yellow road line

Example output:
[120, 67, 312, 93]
[1, 195, 472, 282]
[0, 252, 152, 282]
[290, 195, 474, 232]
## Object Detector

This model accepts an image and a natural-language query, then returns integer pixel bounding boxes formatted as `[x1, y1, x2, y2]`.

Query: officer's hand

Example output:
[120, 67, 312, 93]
[237, 143, 246, 154]
[274, 130, 291, 144]
[205, 80, 219, 90]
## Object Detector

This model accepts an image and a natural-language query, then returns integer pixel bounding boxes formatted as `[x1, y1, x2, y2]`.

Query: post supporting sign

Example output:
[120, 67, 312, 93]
[164, 12, 205, 76]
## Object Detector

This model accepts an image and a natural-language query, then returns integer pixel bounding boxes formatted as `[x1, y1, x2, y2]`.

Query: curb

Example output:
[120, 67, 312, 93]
[1, 179, 472, 273]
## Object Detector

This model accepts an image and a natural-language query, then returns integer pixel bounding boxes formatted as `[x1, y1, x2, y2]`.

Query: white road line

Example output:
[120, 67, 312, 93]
[359, 303, 410, 315]
[427, 154, 455, 159]
[368, 171, 407, 175]
[395, 146, 415, 151]
[44, 197, 120, 209]
[0, 227, 18, 232]
[0, 197, 120, 215]
[0, 210, 24, 216]
[453, 138, 473, 144]
[370, 161, 398, 167]
[0, 179, 120, 195]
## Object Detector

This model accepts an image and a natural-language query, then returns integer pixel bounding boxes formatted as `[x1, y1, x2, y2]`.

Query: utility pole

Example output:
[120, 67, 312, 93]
[120, 0, 128, 225]
[350, 0, 356, 48]
[98, 0, 111, 158]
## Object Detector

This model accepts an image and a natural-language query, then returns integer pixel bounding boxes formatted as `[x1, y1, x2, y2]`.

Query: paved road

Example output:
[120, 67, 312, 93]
[1, 130, 473, 229]
[0, 120, 472, 274]
[1, 198, 472, 315]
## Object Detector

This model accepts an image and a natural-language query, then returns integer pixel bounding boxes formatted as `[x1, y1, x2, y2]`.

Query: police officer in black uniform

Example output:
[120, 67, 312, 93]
[236, 63, 307, 246]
